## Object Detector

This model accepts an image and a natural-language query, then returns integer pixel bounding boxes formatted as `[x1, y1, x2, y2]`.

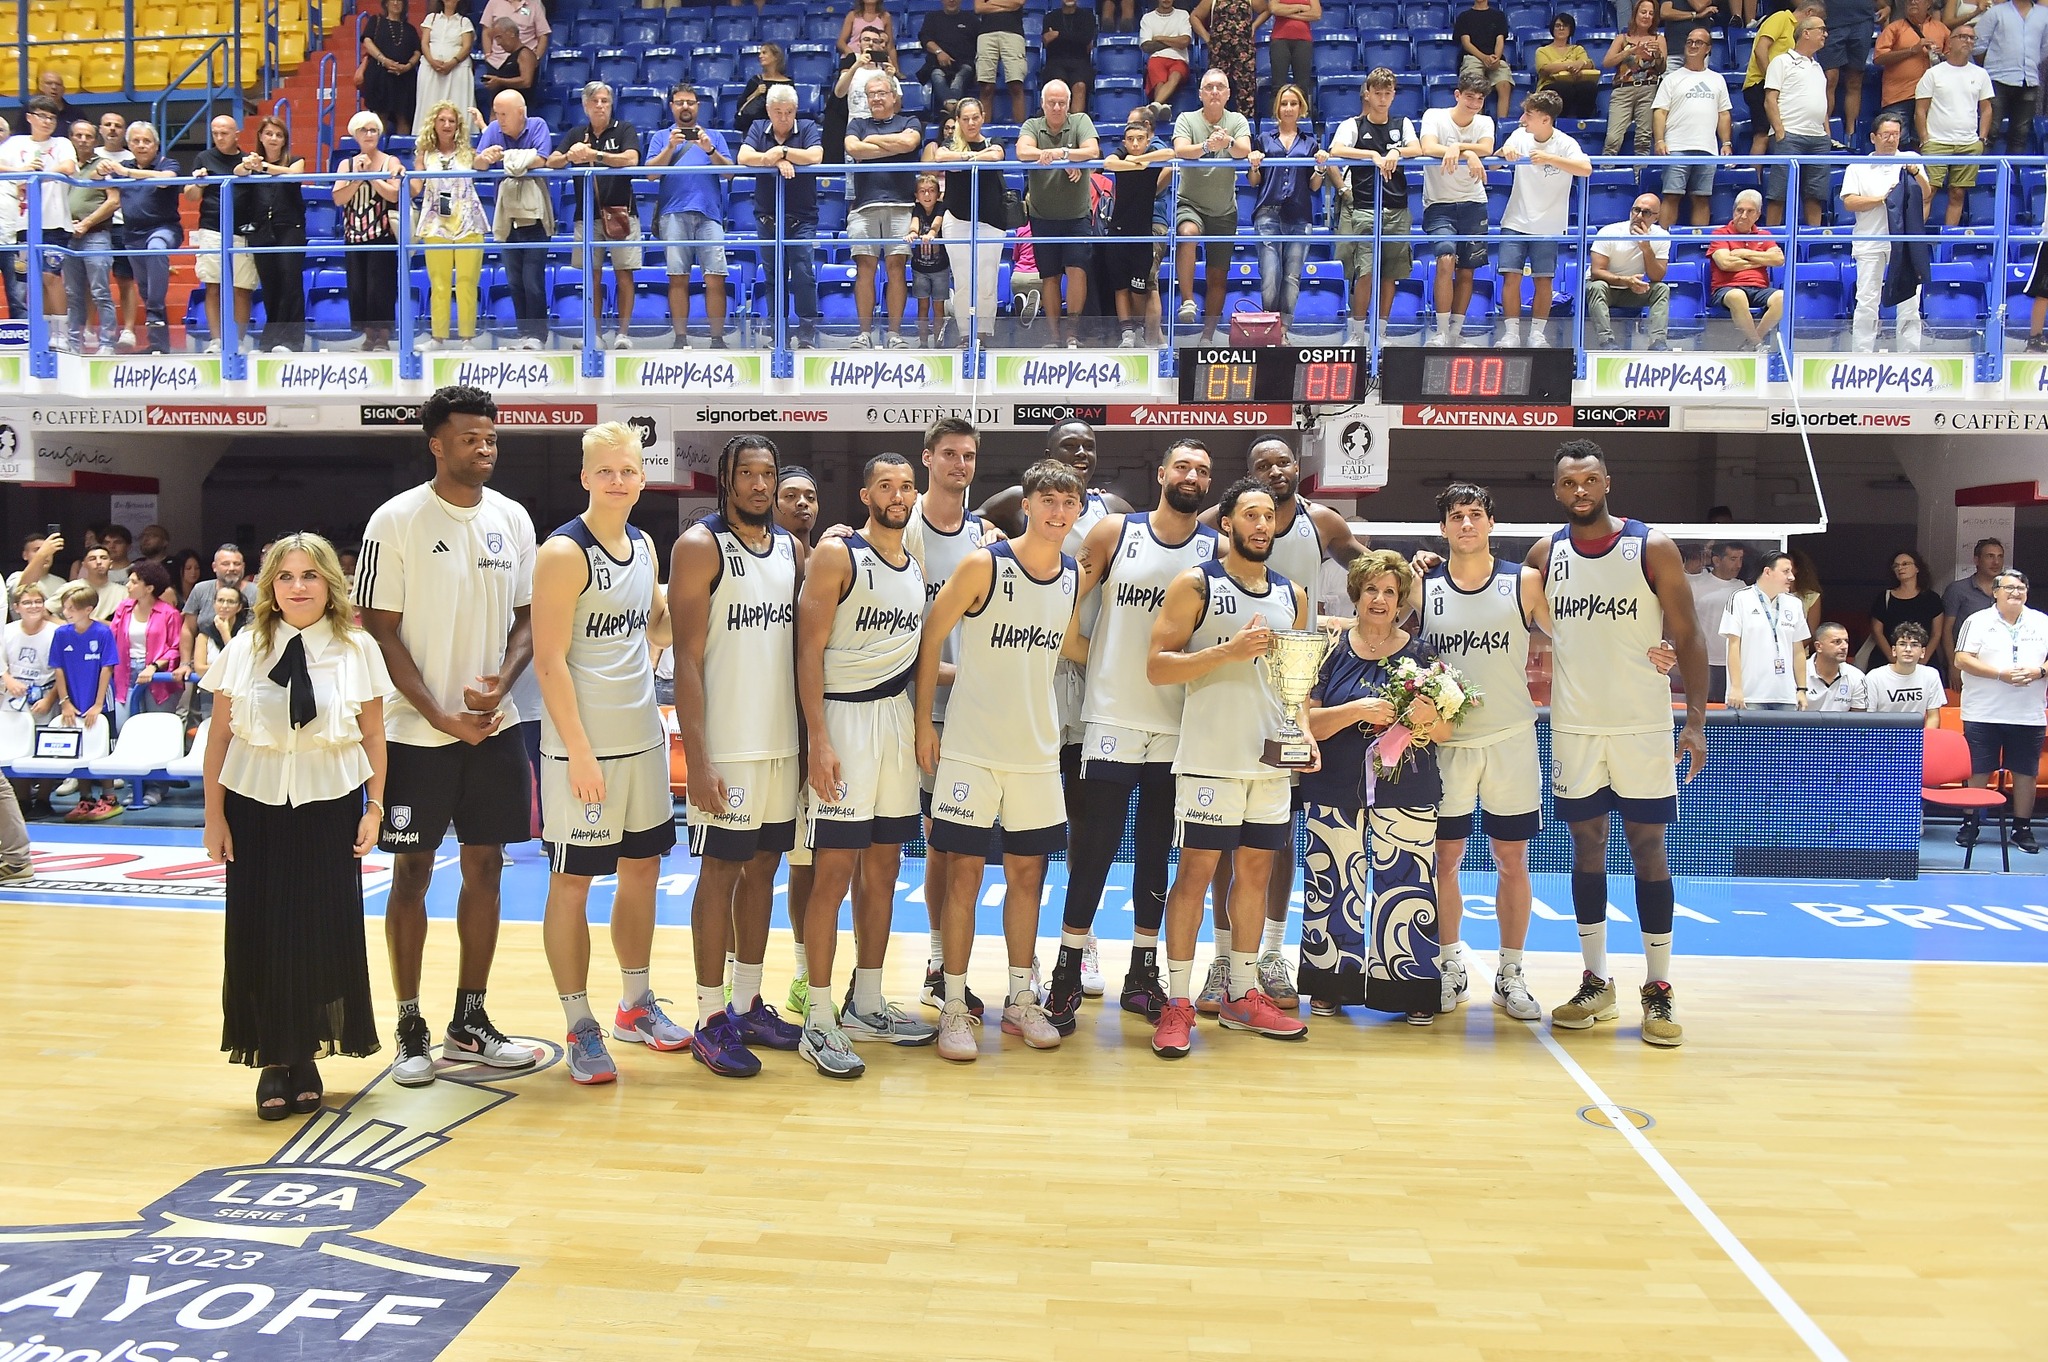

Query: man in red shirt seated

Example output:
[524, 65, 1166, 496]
[1708, 189, 1786, 351]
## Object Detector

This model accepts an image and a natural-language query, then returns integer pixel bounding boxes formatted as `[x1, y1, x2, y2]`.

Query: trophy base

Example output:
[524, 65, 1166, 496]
[1262, 738, 1316, 770]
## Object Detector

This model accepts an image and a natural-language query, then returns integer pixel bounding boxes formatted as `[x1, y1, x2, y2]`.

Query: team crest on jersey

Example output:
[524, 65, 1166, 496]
[487, 532, 505, 554]
[952, 781, 971, 802]
[584, 803, 603, 825]
[1621, 539, 1640, 561]
[389, 805, 412, 830]
[1098, 734, 1117, 755]
[1195, 538, 1215, 560]
[726, 786, 746, 809]
[1497, 577, 1515, 597]
[1196, 786, 1215, 807]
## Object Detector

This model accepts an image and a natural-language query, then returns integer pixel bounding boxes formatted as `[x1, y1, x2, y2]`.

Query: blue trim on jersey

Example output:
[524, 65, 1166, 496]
[1136, 511, 1221, 553]
[1548, 518, 1653, 587]
[1426, 556, 1533, 634]
[988, 538, 1078, 586]
[1193, 559, 1293, 636]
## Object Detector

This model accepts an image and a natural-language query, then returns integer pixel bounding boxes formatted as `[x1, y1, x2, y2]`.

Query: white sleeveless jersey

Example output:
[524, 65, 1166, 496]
[541, 518, 663, 760]
[1083, 514, 1219, 735]
[1065, 489, 1113, 638]
[1544, 518, 1670, 736]
[1421, 558, 1537, 747]
[940, 542, 1078, 773]
[701, 513, 800, 762]
[906, 500, 989, 723]
[1264, 497, 1326, 603]
[1174, 561, 1295, 779]
[823, 531, 925, 698]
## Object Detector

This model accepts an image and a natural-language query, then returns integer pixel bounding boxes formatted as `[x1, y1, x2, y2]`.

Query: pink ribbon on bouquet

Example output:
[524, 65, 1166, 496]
[1361, 723, 1414, 805]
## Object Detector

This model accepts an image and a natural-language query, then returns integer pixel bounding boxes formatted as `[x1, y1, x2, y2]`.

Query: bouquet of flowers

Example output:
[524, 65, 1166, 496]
[1365, 657, 1481, 790]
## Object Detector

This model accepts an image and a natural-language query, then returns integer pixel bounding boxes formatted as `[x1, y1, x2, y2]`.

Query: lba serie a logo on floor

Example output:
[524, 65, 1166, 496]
[0, 1044, 562, 1360]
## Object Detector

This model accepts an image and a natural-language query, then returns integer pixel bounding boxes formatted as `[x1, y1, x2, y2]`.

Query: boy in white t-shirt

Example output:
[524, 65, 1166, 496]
[1862, 621, 1946, 726]
[2, 582, 58, 718]
[1496, 89, 1590, 348]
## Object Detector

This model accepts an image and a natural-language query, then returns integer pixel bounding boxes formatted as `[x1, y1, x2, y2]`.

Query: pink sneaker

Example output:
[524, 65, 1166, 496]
[936, 998, 979, 1062]
[1217, 987, 1308, 1041]
[1152, 999, 1197, 1059]
[1000, 998, 1062, 1049]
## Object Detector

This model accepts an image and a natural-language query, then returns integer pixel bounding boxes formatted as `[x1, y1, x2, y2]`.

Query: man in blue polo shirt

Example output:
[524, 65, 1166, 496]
[645, 84, 733, 350]
[739, 86, 825, 348]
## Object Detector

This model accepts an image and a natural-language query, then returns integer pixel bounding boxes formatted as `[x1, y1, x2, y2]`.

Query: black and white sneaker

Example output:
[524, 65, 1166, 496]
[920, 964, 984, 1018]
[1956, 819, 1980, 848]
[444, 1010, 539, 1070]
[2017, 826, 2041, 855]
[393, 1013, 436, 1087]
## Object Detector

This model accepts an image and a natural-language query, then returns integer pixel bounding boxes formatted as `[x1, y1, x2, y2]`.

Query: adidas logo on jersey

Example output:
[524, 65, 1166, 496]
[432, 541, 451, 553]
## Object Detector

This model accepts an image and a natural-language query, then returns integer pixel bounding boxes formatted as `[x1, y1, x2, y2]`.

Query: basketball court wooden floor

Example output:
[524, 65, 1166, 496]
[2, 899, 2042, 1362]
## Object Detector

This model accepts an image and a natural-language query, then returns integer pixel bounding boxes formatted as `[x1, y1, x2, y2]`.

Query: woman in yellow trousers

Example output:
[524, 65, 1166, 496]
[412, 100, 488, 345]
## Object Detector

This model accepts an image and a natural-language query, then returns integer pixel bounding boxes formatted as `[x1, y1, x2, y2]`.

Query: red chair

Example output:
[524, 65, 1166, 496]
[1922, 728, 2009, 871]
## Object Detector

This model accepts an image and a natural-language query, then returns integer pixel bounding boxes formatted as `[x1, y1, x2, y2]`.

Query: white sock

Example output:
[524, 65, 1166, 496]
[620, 966, 650, 1009]
[1499, 946, 1525, 971]
[944, 971, 970, 1005]
[1579, 923, 1609, 981]
[1260, 915, 1286, 956]
[1499, 317, 1520, 346]
[1444, 939, 1465, 967]
[929, 930, 945, 969]
[1435, 315, 1453, 339]
[1447, 316, 1464, 338]
[1166, 957, 1195, 1002]
[792, 956, 808, 984]
[808, 997, 836, 1028]
[695, 984, 725, 1030]
[1643, 933, 1673, 985]
[853, 966, 885, 1016]
[1060, 929, 1087, 951]
[731, 961, 764, 1011]
[1133, 928, 1159, 946]
[1006, 965, 1033, 1006]
[397, 996, 421, 1020]
[1228, 949, 1258, 1000]
[559, 991, 595, 1029]
[723, 951, 736, 981]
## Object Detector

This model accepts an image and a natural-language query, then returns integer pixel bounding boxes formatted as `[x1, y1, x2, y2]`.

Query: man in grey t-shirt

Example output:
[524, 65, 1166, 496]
[1017, 82, 1100, 347]
[179, 542, 248, 660]
[1172, 68, 1251, 341]
[1943, 536, 2004, 680]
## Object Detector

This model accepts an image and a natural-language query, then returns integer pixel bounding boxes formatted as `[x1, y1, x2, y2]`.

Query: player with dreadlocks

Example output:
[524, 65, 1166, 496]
[669, 433, 806, 1078]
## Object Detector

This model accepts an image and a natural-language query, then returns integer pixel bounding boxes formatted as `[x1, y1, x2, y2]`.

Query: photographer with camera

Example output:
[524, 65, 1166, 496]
[645, 85, 734, 350]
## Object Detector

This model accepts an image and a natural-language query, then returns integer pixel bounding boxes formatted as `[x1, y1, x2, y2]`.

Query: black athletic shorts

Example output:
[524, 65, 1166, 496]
[379, 729, 534, 851]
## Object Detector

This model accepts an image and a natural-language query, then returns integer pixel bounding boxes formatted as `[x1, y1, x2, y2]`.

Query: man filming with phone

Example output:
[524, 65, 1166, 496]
[644, 84, 734, 349]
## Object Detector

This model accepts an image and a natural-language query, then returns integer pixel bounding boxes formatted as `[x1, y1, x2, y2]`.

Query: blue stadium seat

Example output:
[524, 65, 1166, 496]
[1312, 34, 1359, 75]
[817, 262, 860, 326]
[787, 42, 833, 87]
[619, 17, 664, 47]
[668, 14, 711, 46]
[1094, 78, 1143, 125]
[1406, 3, 1451, 30]
[621, 86, 667, 135]
[643, 47, 687, 88]
[578, 19, 619, 48]
[761, 14, 803, 44]
[1296, 260, 1346, 325]
[1587, 171, 1636, 226]
[714, 12, 758, 44]
[1415, 33, 1458, 78]
[1662, 259, 1707, 341]
[1922, 260, 1988, 338]
[1357, 32, 1409, 71]
[1389, 84, 1424, 122]
[692, 45, 740, 87]
[1791, 261, 1845, 338]
[593, 47, 636, 91]
[1355, 2, 1400, 25]
[1097, 35, 1142, 79]
[547, 48, 592, 95]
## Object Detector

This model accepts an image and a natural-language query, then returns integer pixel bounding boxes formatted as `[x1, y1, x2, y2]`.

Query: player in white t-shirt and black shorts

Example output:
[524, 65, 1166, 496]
[358, 386, 542, 1087]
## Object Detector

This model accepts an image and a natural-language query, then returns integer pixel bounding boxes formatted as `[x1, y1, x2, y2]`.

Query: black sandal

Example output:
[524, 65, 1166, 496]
[256, 1065, 293, 1121]
[286, 1059, 324, 1115]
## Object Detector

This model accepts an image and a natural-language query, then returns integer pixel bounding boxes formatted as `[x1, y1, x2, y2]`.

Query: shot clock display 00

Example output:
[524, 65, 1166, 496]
[1378, 347, 1576, 403]
[1177, 347, 1368, 404]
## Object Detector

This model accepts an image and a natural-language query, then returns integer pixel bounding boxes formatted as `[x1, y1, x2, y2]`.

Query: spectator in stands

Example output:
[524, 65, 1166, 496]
[1653, 28, 1734, 227]
[647, 85, 735, 350]
[1917, 28, 1993, 227]
[1019, 81, 1100, 347]
[478, 19, 537, 102]
[933, 98, 1010, 344]
[1141, 0, 1194, 101]
[1971, 0, 2047, 153]
[1250, 85, 1318, 327]
[1101, 0, 1137, 32]
[2019, 232, 2048, 349]
[1191, 0, 1262, 118]
[977, 0, 1032, 123]
[925, 112, 961, 162]
[1765, 13, 1830, 226]
[135, 526, 172, 573]
[1690, 540, 1745, 703]
[104, 122, 180, 354]
[1869, 549, 1948, 668]
[1419, 71, 1495, 348]
[237, 116, 308, 354]
[186, 580, 246, 723]
[1323, 69, 1414, 347]
[1843, 112, 1931, 352]
[1806, 622, 1870, 710]
[1173, 69, 1253, 342]
[413, 101, 490, 350]
[0, 113, 17, 321]
[1043, 0, 1100, 113]
[1497, 90, 1591, 348]
[1268, 0, 1320, 116]
[37, 72, 85, 136]
[549, 82, 643, 350]
[1604, 1, 1667, 154]
[1537, 14, 1603, 119]
[111, 556, 185, 722]
[76, 545, 124, 620]
[49, 581, 118, 822]
[96, 112, 138, 350]
[63, 120, 119, 355]
[481, 0, 550, 67]
[1710, 190, 1786, 347]
[738, 43, 797, 129]
[168, 550, 205, 609]
[1661, 0, 1729, 72]
[181, 543, 250, 665]
[186, 115, 258, 353]
[475, 90, 554, 350]
[847, 74, 926, 347]
[5, 582, 59, 726]
[416, 0, 478, 135]
[1454, 0, 1515, 119]
[1722, 549, 1811, 711]
[909, 173, 953, 344]
[1876, 0, 1948, 144]
[335, 111, 405, 352]
[840, 0, 898, 56]
[1746, 0, 1822, 156]
[1954, 568, 2047, 853]
[1106, 108, 1173, 346]
[0, 99, 79, 326]
[741, 85, 826, 348]
[99, 525, 134, 583]
[358, 0, 422, 138]
[917, 0, 979, 116]
[9, 534, 69, 622]
[1823, 0, 1880, 135]
[1864, 620, 1946, 724]
[829, 27, 902, 163]
[1944, 536, 2004, 637]
[1586, 193, 1673, 349]
[1943, 0, 1987, 30]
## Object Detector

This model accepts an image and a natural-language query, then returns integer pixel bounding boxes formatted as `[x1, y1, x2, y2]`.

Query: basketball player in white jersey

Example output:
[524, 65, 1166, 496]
[359, 385, 539, 1086]
[1525, 441, 1707, 1048]
[1150, 478, 1314, 1058]
[915, 459, 1085, 1062]
[904, 417, 996, 1016]
[1050, 440, 1218, 1035]
[671, 434, 808, 1078]
[1196, 436, 1368, 1013]
[794, 454, 941, 1079]
[1421, 482, 1678, 1021]
[776, 466, 821, 550]
[775, 463, 821, 1017]
[529, 423, 680, 1085]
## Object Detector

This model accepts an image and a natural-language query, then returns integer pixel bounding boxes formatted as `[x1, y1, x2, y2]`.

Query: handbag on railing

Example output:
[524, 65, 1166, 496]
[1229, 311, 1284, 346]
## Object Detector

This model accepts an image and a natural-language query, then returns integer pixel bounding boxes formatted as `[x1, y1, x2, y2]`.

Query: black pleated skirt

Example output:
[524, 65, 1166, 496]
[221, 786, 380, 1067]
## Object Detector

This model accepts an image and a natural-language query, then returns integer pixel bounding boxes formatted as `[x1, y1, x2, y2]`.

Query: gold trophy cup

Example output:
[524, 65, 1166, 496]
[1261, 628, 1334, 769]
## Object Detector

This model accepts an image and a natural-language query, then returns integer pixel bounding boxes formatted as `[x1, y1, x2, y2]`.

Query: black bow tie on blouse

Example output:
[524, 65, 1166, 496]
[267, 634, 318, 730]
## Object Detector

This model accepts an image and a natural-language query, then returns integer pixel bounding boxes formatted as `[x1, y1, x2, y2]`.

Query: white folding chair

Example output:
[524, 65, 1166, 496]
[7, 714, 112, 780]
[88, 712, 189, 808]
[166, 718, 209, 779]
[0, 710, 35, 765]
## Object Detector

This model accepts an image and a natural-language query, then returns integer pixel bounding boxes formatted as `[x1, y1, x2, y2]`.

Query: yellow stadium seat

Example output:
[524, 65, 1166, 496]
[179, 2, 222, 32]
[25, 10, 56, 35]
[79, 55, 121, 91]
[140, 4, 177, 27]
[63, 13, 98, 35]
[176, 38, 224, 82]
[132, 51, 170, 88]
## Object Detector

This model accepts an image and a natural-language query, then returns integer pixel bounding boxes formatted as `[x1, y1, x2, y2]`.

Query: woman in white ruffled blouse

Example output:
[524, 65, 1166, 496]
[201, 533, 391, 1121]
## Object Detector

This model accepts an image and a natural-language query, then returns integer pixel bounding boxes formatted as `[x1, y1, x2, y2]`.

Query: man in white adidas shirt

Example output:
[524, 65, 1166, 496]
[1720, 548, 1810, 710]
[1495, 88, 1590, 348]
[1804, 621, 1868, 711]
[1652, 27, 1733, 228]
[359, 385, 541, 1086]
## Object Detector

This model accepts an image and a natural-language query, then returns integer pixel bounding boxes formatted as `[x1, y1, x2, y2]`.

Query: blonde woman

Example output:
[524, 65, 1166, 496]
[335, 111, 404, 350]
[202, 534, 390, 1120]
[931, 97, 1008, 346]
[413, 101, 489, 347]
